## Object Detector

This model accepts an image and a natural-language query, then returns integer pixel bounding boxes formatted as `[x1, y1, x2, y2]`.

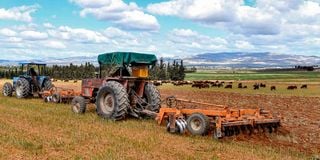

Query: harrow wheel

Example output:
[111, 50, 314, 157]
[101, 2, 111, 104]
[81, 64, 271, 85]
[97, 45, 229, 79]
[186, 113, 210, 136]
[71, 96, 86, 114]
[2, 82, 13, 97]
[166, 118, 187, 134]
[52, 93, 61, 103]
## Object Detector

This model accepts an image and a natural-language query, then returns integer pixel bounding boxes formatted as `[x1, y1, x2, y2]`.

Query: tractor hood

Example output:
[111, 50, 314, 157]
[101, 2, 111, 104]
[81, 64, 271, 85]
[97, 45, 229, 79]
[98, 52, 157, 66]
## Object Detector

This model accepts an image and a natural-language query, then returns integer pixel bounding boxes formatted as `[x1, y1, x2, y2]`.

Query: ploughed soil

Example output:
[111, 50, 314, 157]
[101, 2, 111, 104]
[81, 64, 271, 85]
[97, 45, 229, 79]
[159, 87, 320, 154]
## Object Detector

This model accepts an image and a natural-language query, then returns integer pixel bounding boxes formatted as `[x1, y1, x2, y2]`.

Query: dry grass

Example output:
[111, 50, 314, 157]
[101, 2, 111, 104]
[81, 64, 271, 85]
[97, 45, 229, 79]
[0, 79, 315, 159]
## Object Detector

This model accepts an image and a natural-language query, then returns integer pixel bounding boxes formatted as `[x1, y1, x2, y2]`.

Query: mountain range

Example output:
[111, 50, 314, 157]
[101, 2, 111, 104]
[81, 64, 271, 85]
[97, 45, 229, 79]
[1, 52, 319, 69]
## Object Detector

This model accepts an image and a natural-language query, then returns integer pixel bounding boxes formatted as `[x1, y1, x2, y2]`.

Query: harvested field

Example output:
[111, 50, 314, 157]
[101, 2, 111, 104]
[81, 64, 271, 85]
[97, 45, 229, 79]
[0, 79, 319, 159]
[159, 85, 320, 154]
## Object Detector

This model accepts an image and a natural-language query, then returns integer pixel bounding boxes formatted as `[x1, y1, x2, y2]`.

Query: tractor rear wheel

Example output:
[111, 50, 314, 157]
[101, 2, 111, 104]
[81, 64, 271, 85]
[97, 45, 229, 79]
[96, 81, 129, 121]
[71, 96, 86, 114]
[2, 82, 13, 97]
[186, 113, 210, 135]
[16, 78, 30, 98]
[143, 83, 161, 112]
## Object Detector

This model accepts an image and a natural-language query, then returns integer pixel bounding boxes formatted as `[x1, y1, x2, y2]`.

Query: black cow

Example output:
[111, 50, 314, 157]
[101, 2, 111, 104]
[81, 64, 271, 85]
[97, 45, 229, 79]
[287, 85, 297, 90]
[225, 84, 232, 89]
[301, 84, 308, 89]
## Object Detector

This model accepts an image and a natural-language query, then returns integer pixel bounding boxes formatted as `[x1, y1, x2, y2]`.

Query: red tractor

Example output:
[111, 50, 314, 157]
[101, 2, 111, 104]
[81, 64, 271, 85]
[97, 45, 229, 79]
[71, 52, 161, 120]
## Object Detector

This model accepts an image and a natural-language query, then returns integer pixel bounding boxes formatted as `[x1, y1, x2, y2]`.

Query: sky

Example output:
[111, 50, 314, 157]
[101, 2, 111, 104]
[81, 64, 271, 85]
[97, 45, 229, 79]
[0, 0, 320, 60]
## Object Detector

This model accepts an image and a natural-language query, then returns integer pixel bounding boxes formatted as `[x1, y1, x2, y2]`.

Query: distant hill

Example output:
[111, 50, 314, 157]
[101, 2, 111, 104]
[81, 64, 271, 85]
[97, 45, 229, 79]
[0, 52, 319, 69]
[183, 52, 320, 68]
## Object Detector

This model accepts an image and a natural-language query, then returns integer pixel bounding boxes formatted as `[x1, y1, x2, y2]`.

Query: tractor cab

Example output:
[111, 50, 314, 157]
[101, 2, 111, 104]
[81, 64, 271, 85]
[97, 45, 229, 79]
[2, 62, 53, 98]
[14, 62, 48, 87]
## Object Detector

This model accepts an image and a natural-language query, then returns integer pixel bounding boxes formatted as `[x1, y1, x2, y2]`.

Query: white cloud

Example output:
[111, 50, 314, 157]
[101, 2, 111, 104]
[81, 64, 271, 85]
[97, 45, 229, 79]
[43, 23, 55, 28]
[43, 41, 66, 49]
[168, 28, 228, 55]
[147, 0, 320, 36]
[71, 0, 159, 31]
[235, 40, 255, 50]
[20, 30, 48, 40]
[147, 0, 241, 23]
[0, 5, 39, 22]
[48, 26, 108, 43]
[0, 28, 17, 37]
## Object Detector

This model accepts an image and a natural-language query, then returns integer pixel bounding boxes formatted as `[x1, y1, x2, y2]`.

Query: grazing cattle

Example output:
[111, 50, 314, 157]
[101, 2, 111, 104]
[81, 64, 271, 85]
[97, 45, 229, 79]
[192, 83, 209, 89]
[73, 80, 78, 83]
[217, 83, 223, 88]
[300, 84, 308, 89]
[287, 85, 297, 90]
[243, 86, 247, 89]
[270, 86, 276, 91]
[238, 83, 243, 88]
[225, 84, 232, 89]
[253, 83, 260, 90]
[260, 83, 266, 88]
[153, 81, 162, 86]
[64, 80, 69, 82]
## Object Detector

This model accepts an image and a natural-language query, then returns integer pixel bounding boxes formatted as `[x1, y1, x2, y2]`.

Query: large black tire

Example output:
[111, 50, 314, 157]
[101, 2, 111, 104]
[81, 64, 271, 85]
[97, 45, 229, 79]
[2, 82, 13, 97]
[71, 96, 86, 114]
[43, 80, 53, 91]
[186, 113, 210, 135]
[143, 83, 161, 112]
[16, 78, 30, 98]
[96, 81, 129, 121]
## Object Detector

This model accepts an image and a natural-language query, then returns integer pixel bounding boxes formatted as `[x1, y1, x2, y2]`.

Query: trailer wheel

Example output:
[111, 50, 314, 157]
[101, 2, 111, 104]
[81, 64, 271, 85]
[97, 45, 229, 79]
[96, 81, 129, 121]
[71, 96, 86, 114]
[2, 82, 13, 97]
[186, 113, 210, 135]
[16, 78, 30, 98]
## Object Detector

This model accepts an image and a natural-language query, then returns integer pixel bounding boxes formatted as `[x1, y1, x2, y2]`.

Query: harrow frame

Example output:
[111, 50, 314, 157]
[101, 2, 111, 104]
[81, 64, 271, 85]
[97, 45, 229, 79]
[156, 96, 281, 139]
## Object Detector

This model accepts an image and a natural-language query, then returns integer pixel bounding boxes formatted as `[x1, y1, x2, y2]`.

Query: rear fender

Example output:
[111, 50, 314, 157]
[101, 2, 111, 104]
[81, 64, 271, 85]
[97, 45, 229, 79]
[81, 78, 103, 98]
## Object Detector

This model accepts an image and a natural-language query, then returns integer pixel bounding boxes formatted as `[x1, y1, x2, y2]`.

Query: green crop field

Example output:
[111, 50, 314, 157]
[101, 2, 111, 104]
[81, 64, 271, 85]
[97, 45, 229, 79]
[185, 70, 320, 81]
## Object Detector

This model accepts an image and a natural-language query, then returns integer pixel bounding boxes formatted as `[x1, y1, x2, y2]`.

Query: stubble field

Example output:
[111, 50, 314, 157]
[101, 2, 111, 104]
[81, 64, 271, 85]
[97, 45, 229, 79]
[0, 75, 319, 159]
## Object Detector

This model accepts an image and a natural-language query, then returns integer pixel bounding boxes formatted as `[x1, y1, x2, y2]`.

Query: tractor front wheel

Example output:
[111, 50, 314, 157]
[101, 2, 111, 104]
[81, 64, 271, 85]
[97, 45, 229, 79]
[2, 82, 13, 97]
[71, 96, 86, 114]
[16, 78, 30, 98]
[96, 81, 129, 121]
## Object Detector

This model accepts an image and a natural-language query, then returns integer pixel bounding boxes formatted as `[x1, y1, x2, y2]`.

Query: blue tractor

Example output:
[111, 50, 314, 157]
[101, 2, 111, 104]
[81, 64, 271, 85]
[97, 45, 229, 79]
[2, 62, 53, 98]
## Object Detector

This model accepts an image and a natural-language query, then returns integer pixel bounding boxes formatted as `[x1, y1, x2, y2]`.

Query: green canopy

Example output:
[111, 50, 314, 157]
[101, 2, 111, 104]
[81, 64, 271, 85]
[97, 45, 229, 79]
[98, 52, 157, 66]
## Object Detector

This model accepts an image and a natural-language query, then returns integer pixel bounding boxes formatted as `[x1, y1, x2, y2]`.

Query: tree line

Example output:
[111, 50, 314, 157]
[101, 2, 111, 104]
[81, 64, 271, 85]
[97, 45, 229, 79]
[0, 59, 188, 81]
